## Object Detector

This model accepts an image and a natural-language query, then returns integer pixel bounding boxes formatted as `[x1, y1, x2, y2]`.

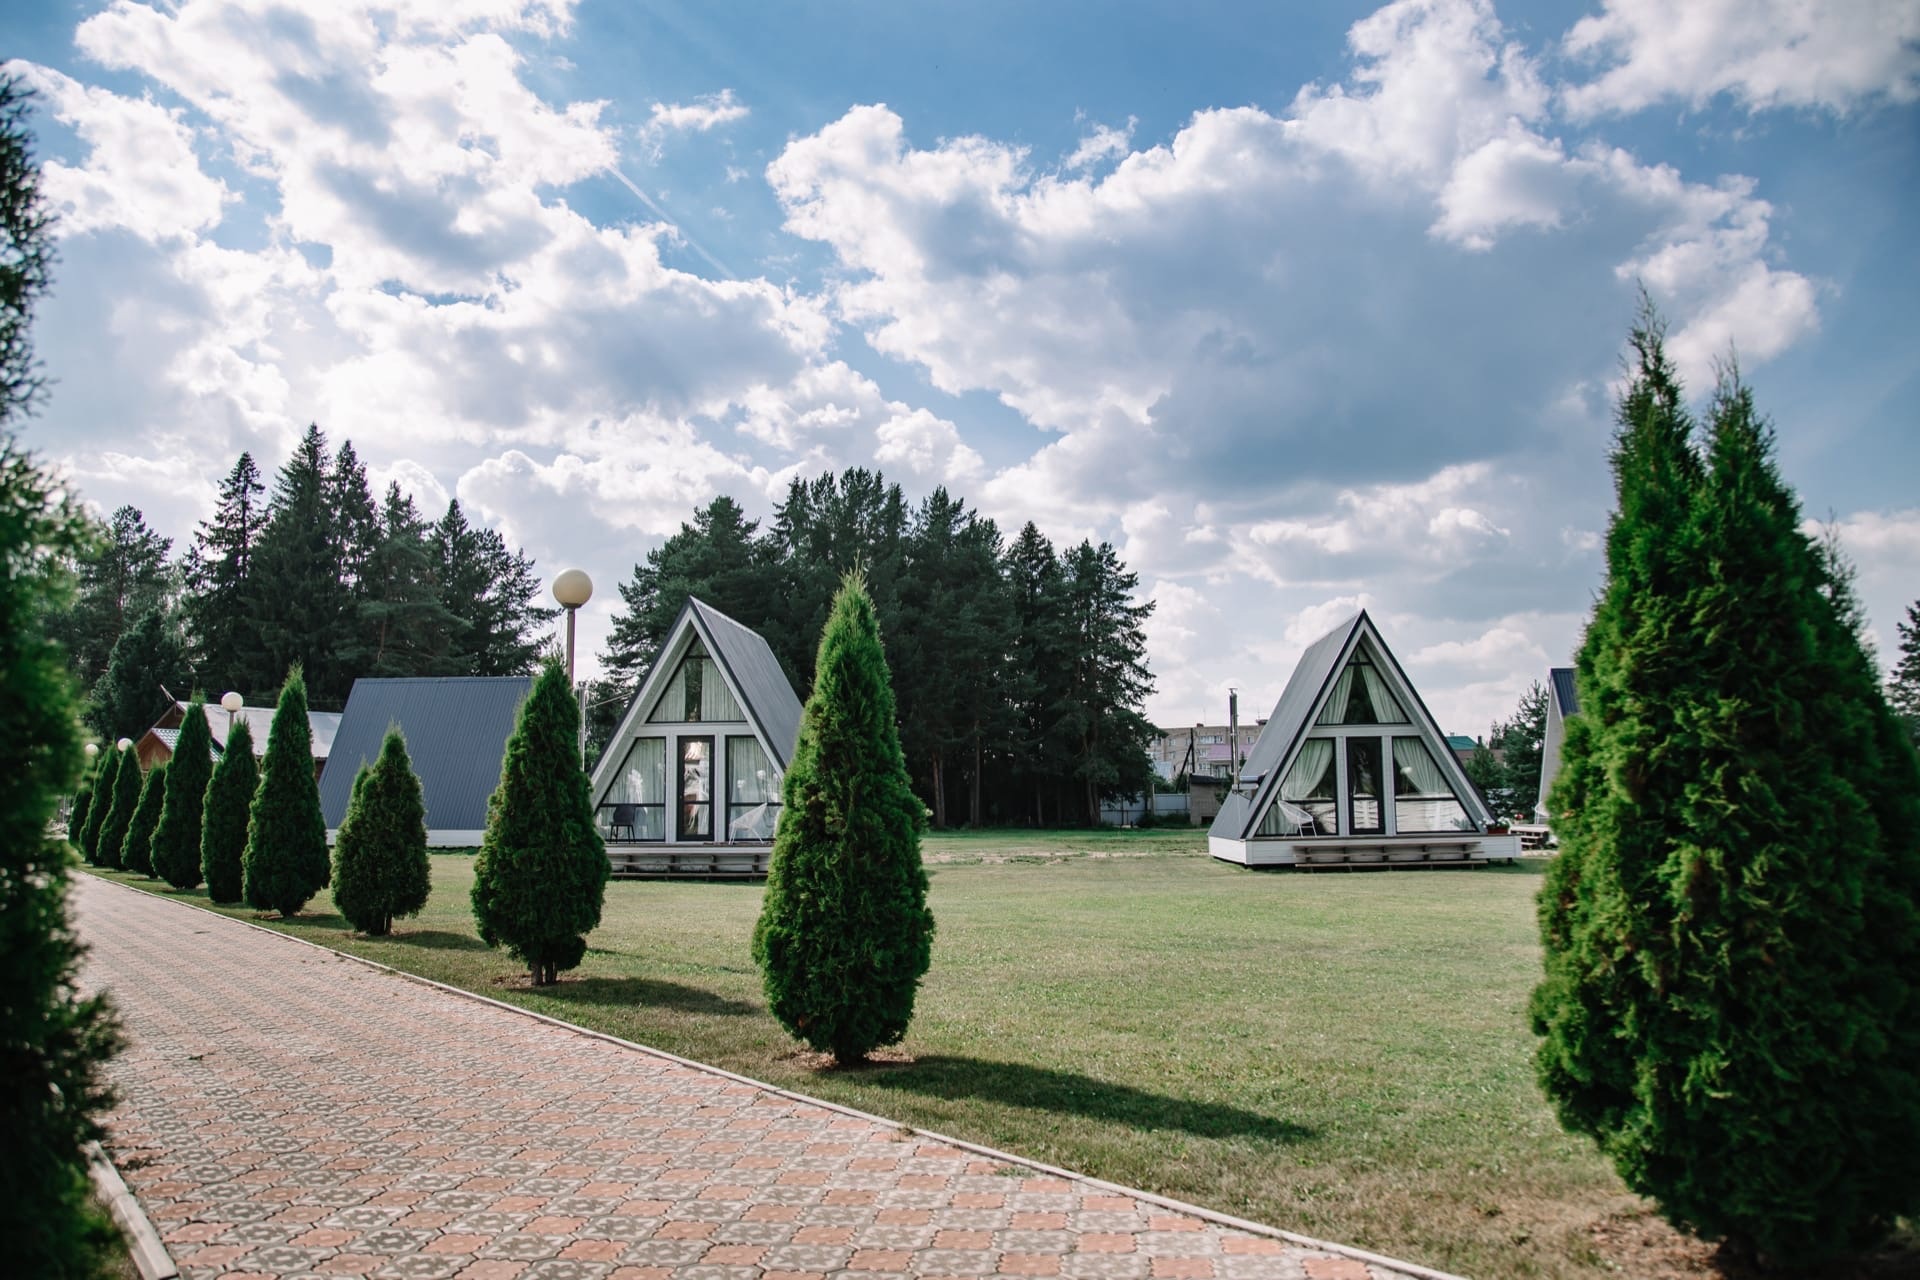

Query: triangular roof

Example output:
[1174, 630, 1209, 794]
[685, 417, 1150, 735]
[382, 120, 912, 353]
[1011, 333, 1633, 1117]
[1208, 610, 1493, 841]
[319, 676, 532, 833]
[1549, 666, 1579, 718]
[589, 598, 804, 798]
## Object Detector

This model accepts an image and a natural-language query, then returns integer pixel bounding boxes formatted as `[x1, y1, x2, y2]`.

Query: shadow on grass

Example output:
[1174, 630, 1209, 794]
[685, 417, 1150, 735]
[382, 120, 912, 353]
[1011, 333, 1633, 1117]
[534, 975, 759, 1017]
[390, 929, 492, 952]
[866, 1055, 1313, 1142]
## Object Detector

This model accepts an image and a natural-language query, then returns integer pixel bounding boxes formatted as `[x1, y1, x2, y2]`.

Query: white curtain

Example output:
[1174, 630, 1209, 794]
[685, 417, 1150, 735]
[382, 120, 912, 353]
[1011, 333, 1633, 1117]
[610, 738, 665, 803]
[1316, 667, 1357, 725]
[1282, 739, 1335, 801]
[1393, 737, 1451, 796]
[700, 660, 744, 721]
[647, 665, 687, 723]
[1360, 666, 1408, 723]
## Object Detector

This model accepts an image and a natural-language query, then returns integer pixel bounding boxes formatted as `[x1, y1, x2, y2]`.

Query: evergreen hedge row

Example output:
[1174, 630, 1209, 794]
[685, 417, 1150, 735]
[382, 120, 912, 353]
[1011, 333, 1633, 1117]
[120, 760, 165, 876]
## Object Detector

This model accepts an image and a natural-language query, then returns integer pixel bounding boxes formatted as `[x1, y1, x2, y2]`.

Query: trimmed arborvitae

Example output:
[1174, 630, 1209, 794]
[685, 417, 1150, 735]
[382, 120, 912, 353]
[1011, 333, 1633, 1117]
[1532, 318, 1920, 1267]
[753, 572, 934, 1065]
[93, 747, 141, 871]
[66, 749, 100, 849]
[332, 727, 431, 936]
[77, 744, 118, 865]
[151, 701, 213, 890]
[200, 718, 255, 904]
[243, 667, 330, 917]
[471, 656, 607, 985]
[120, 761, 166, 877]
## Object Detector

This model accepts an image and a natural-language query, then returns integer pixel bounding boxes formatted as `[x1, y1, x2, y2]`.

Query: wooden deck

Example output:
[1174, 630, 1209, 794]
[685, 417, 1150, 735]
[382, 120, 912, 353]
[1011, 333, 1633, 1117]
[607, 842, 771, 879]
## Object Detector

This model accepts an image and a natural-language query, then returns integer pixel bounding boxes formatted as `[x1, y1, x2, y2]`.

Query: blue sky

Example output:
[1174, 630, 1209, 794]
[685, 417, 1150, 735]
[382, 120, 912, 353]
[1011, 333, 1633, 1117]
[8, 0, 1918, 735]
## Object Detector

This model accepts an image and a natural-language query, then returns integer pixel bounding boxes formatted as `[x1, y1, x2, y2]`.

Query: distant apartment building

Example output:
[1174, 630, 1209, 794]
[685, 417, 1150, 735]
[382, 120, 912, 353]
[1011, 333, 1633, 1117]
[1149, 721, 1267, 782]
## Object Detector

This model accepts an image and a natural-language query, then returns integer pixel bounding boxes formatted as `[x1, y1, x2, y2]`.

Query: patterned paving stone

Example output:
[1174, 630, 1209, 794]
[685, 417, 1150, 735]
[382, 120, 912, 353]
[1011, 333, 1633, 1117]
[75, 877, 1441, 1280]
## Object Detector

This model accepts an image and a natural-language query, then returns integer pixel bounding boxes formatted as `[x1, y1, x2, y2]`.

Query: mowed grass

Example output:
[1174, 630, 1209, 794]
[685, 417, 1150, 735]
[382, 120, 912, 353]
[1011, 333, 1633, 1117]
[88, 832, 1638, 1279]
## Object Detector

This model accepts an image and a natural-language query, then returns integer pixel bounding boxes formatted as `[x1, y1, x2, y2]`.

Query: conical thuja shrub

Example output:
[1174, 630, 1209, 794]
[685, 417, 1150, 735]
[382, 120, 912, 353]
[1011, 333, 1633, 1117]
[67, 749, 101, 850]
[151, 700, 213, 890]
[93, 747, 141, 871]
[243, 667, 329, 917]
[753, 571, 934, 1065]
[332, 727, 431, 936]
[200, 718, 256, 904]
[1531, 319, 1920, 1267]
[78, 746, 118, 864]
[471, 657, 606, 985]
[120, 760, 166, 877]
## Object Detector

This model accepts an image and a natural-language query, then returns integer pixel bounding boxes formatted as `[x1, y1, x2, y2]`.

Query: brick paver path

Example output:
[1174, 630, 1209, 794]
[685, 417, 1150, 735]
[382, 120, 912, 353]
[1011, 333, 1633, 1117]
[77, 876, 1438, 1280]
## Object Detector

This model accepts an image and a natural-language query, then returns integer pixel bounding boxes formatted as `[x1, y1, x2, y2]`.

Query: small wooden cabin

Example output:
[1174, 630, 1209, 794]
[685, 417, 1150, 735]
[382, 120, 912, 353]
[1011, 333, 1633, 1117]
[1209, 610, 1519, 869]
[588, 598, 803, 878]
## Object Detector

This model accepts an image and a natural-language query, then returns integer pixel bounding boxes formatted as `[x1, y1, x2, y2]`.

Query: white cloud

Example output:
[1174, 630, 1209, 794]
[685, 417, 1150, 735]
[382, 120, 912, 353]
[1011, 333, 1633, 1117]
[873, 408, 984, 486]
[645, 88, 748, 135]
[1563, 0, 1920, 117]
[11, 62, 230, 242]
[1064, 118, 1135, 170]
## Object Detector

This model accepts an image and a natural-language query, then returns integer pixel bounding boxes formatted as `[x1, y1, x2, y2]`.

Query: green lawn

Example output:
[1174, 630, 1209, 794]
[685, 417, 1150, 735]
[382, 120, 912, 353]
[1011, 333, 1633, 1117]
[89, 832, 1639, 1278]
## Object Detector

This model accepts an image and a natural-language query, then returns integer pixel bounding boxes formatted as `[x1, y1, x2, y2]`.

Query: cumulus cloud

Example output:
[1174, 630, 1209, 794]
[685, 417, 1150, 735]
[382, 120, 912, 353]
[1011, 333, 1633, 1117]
[1562, 0, 1920, 117]
[11, 62, 231, 242]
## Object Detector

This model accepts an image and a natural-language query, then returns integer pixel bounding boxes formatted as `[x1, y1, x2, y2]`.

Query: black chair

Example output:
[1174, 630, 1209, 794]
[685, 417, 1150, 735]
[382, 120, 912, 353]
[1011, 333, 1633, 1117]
[609, 803, 639, 841]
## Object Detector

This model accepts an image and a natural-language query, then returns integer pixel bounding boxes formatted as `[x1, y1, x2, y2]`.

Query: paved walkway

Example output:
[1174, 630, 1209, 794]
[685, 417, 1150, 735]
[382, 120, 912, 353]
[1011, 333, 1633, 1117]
[76, 876, 1437, 1280]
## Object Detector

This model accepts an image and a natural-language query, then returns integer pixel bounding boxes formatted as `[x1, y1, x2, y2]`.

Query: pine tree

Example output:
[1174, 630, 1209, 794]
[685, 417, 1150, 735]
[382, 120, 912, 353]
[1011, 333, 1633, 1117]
[200, 718, 255, 904]
[471, 656, 607, 984]
[434, 500, 554, 678]
[48, 504, 173, 689]
[1059, 540, 1157, 823]
[87, 606, 190, 742]
[0, 74, 124, 1276]
[1890, 600, 1920, 742]
[92, 746, 141, 871]
[242, 667, 330, 916]
[1532, 318, 1920, 1266]
[753, 573, 934, 1065]
[362, 484, 458, 677]
[150, 700, 212, 890]
[182, 452, 265, 691]
[120, 760, 166, 877]
[251, 428, 353, 705]
[332, 727, 431, 936]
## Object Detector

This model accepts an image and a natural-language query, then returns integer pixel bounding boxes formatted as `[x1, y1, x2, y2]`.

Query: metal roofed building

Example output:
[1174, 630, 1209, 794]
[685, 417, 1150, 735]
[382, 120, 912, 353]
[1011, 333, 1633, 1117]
[136, 699, 341, 777]
[588, 597, 804, 878]
[1208, 610, 1519, 870]
[319, 676, 532, 847]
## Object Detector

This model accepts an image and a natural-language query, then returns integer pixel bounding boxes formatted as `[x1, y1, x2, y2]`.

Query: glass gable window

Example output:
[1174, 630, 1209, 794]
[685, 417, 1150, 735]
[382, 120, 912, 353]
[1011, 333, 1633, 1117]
[725, 736, 782, 841]
[599, 737, 666, 841]
[647, 640, 745, 723]
[1257, 739, 1336, 836]
[1392, 737, 1472, 832]
[1315, 650, 1410, 726]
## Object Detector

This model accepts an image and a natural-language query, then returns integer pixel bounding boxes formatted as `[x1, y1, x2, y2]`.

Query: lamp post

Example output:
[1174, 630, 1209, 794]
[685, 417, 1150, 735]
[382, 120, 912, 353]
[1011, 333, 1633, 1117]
[552, 569, 593, 765]
[220, 690, 243, 751]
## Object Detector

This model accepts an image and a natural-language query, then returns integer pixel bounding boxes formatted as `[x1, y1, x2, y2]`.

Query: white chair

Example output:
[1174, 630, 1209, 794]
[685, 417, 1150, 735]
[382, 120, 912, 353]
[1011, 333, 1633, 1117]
[1276, 801, 1320, 837]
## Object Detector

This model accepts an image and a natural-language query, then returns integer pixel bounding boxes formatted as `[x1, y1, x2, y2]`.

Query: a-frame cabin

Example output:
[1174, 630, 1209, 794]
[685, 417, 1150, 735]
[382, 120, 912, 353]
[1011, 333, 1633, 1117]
[589, 598, 803, 878]
[1208, 610, 1519, 869]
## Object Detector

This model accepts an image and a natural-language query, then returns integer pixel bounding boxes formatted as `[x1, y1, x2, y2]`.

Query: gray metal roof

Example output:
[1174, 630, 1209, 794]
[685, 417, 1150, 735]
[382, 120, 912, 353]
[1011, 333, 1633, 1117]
[1550, 667, 1579, 718]
[687, 598, 804, 771]
[1208, 609, 1493, 841]
[167, 701, 340, 759]
[319, 677, 532, 832]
